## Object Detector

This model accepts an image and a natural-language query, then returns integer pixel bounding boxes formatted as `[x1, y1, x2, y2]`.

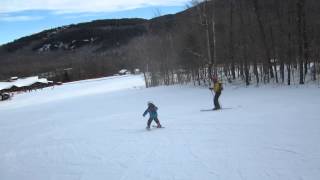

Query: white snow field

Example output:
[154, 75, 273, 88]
[0, 74, 319, 180]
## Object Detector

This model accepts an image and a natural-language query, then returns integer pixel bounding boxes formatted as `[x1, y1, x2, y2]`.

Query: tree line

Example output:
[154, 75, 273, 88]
[127, 0, 320, 87]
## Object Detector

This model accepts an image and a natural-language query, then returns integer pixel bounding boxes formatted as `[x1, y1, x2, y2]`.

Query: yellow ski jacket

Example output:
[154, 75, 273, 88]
[212, 81, 223, 93]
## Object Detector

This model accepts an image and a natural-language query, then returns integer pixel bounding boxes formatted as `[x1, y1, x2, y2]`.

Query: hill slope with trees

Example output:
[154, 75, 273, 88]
[1, 0, 320, 86]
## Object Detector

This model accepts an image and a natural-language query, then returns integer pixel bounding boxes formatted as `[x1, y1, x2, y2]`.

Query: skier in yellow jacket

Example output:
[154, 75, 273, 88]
[209, 76, 223, 110]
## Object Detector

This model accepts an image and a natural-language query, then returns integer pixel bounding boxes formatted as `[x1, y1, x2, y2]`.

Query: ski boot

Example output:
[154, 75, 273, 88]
[156, 122, 162, 128]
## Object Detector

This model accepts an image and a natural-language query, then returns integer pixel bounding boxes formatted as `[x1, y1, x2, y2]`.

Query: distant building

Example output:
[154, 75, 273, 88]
[119, 69, 131, 75]
[39, 68, 73, 82]
[134, 69, 140, 74]
[0, 76, 52, 93]
[9, 77, 18, 82]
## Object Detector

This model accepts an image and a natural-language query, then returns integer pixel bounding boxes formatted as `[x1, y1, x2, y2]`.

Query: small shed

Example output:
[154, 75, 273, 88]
[9, 77, 18, 82]
[119, 69, 128, 75]
[134, 68, 140, 74]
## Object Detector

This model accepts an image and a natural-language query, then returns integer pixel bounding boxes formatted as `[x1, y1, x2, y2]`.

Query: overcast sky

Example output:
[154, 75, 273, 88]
[0, 0, 191, 45]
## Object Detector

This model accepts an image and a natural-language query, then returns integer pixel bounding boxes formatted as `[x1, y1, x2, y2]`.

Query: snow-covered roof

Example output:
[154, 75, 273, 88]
[0, 83, 13, 91]
[0, 76, 49, 91]
[119, 69, 128, 74]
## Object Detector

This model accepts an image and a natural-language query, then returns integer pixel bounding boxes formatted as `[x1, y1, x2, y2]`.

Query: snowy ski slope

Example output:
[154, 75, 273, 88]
[0, 74, 319, 180]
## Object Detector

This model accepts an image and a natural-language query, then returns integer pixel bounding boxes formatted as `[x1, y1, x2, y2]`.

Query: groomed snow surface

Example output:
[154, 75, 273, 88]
[0, 75, 319, 180]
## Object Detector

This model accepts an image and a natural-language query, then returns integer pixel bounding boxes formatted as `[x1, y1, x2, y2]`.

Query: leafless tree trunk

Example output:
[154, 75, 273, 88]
[229, 0, 236, 80]
[252, 0, 273, 82]
[297, 0, 305, 84]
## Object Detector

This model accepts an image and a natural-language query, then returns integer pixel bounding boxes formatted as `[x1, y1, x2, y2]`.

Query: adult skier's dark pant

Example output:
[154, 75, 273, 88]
[214, 92, 221, 109]
[147, 117, 160, 127]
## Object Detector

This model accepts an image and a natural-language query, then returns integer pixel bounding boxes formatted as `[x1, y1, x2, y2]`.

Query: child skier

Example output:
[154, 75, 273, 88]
[143, 101, 162, 130]
[209, 76, 223, 110]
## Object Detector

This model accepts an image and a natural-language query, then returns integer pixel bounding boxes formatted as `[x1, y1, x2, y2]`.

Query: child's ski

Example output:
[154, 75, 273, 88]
[152, 125, 165, 128]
